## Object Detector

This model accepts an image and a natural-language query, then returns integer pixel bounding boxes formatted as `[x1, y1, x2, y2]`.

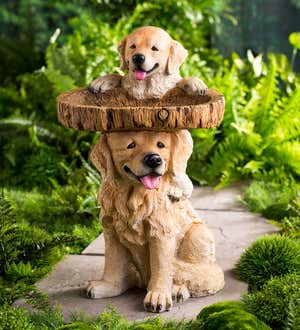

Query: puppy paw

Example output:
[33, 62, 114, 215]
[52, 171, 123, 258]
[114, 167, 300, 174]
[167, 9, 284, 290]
[177, 77, 208, 96]
[144, 290, 172, 313]
[86, 280, 123, 299]
[172, 284, 190, 303]
[89, 74, 122, 93]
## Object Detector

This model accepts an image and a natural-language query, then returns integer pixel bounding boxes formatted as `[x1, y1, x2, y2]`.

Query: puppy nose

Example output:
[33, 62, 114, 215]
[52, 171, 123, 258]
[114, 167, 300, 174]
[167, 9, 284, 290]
[144, 154, 162, 168]
[132, 53, 145, 65]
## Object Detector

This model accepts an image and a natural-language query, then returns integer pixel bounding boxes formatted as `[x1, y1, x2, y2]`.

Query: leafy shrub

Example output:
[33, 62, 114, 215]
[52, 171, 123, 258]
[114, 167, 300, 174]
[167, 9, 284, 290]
[196, 301, 271, 329]
[243, 274, 300, 329]
[0, 305, 34, 330]
[235, 235, 300, 291]
[243, 178, 300, 220]
[285, 291, 300, 330]
[281, 217, 300, 239]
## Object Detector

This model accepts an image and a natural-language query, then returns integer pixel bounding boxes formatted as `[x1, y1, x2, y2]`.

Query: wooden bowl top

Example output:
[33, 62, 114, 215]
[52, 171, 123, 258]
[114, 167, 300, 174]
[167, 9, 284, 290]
[57, 87, 225, 131]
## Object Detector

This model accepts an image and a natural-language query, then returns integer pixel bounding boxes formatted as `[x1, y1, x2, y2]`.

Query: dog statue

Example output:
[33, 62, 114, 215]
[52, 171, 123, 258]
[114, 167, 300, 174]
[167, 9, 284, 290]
[86, 130, 225, 313]
[89, 26, 207, 99]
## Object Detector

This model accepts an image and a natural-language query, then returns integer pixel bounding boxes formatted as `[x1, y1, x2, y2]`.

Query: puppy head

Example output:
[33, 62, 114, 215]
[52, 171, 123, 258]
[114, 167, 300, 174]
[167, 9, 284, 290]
[118, 26, 188, 80]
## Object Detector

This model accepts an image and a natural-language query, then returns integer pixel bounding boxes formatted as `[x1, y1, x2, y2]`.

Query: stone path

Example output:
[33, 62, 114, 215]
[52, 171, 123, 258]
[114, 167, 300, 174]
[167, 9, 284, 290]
[15, 183, 277, 322]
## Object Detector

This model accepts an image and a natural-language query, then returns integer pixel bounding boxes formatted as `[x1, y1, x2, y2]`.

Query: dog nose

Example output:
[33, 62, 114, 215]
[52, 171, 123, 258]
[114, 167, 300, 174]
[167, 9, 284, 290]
[132, 53, 145, 65]
[144, 154, 162, 168]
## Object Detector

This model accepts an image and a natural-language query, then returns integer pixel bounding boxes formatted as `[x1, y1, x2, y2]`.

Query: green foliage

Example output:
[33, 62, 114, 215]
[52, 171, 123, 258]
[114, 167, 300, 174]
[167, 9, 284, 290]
[0, 305, 34, 330]
[235, 235, 300, 291]
[285, 292, 300, 330]
[196, 301, 271, 330]
[0, 194, 64, 278]
[281, 217, 300, 238]
[243, 178, 300, 220]
[243, 274, 300, 329]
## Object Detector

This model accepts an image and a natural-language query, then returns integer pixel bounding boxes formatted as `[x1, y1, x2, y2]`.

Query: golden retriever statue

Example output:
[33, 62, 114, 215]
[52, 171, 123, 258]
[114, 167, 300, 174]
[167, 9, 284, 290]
[86, 130, 225, 313]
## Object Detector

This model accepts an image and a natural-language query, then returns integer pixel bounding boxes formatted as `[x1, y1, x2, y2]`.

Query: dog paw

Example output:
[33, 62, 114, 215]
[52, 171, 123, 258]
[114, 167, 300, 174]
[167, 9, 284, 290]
[144, 290, 172, 313]
[86, 280, 122, 299]
[178, 77, 208, 96]
[172, 284, 190, 303]
[89, 74, 122, 93]
[168, 186, 183, 202]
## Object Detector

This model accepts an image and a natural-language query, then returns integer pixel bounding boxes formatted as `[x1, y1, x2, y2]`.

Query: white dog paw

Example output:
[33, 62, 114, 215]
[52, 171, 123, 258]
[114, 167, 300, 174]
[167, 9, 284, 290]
[86, 280, 122, 299]
[172, 284, 190, 303]
[169, 174, 193, 201]
[89, 74, 121, 93]
[144, 290, 172, 313]
[178, 77, 208, 96]
[168, 186, 183, 202]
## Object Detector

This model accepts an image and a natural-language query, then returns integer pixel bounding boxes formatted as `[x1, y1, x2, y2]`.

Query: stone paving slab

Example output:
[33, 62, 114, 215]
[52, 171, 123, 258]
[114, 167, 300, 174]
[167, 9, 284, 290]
[190, 183, 247, 211]
[82, 235, 105, 255]
[15, 205, 277, 322]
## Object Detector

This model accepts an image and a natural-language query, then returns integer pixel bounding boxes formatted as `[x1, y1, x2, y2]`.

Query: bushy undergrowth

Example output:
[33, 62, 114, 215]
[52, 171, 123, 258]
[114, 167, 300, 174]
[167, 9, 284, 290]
[243, 274, 300, 329]
[235, 235, 300, 291]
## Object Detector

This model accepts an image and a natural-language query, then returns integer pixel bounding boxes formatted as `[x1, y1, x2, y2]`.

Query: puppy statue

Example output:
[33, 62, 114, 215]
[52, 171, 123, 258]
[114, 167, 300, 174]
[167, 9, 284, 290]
[89, 26, 207, 200]
[89, 26, 207, 99]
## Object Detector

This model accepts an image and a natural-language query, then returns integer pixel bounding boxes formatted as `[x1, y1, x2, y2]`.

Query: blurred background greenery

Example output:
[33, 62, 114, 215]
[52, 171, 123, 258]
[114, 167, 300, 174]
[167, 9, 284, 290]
[0, 0, 300, 318]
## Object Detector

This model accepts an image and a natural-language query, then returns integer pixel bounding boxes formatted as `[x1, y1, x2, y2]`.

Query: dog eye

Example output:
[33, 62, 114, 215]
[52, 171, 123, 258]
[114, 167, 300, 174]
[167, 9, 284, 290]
[157, 142, 165, 148]
[127, 142, 136, 149]
[151, 46, 159, 51]
[129, 44, 136, 49]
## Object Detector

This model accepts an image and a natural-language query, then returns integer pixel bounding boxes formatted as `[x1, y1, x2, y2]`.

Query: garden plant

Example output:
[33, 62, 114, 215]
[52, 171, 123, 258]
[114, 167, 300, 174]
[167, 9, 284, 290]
[0, 0, 299, 329]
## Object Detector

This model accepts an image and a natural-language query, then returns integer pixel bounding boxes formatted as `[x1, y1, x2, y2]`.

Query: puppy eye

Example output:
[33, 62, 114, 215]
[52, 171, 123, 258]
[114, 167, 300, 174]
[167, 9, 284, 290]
[130, 44, 136, 49]
[127, 142, 136, 149]
[157, 141, 165, 148]
[151, 46, 159, 51]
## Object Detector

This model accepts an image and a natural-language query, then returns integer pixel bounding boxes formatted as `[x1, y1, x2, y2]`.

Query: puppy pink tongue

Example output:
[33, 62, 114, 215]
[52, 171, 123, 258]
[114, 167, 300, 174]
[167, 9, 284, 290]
[134, 70, 146, 80]
[140, 175, 160, 189]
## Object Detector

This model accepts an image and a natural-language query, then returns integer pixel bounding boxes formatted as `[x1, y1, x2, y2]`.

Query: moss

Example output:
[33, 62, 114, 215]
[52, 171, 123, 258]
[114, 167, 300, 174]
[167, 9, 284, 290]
[234, 235, 300, 291]
[196, 301, 245, 322]
[196, 301, 270, 330]
[0, 305, 34, 330]
[243, 273, 300, 329]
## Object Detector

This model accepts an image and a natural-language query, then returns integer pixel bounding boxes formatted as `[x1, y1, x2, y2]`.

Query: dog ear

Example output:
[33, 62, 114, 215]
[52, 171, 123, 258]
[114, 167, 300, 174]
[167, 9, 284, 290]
[118, 37, 127, 71]
[90, 134, 116, 181]
[169, 130, 193, 175]
[167, 40, 188, 74]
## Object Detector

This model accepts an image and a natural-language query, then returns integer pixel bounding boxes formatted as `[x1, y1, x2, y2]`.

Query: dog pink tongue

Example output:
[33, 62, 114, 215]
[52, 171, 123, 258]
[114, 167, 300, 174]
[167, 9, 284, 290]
[140, 175, 160, 190]
[134, 70, 146, 80]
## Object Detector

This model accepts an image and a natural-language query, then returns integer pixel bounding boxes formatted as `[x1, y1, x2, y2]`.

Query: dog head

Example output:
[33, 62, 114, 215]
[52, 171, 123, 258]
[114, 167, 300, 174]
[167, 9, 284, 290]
[90, 130, 192, 190]
[118, 26, 188, 80]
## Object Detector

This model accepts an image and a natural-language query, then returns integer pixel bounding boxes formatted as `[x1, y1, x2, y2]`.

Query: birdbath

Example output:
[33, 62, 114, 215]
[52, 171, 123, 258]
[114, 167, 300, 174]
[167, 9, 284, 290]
[57, 86, 225, 313]
[57, 23, 225, 315]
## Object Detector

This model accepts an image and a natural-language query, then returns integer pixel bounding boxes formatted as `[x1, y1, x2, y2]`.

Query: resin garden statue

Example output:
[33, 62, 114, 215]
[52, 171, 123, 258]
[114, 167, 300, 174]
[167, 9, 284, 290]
[57, 26, 225, 313]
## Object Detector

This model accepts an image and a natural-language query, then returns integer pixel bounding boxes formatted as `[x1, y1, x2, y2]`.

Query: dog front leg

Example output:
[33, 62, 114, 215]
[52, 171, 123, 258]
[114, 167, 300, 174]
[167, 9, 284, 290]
[86, 216, 134, 299]
[144, 235, 176, 313]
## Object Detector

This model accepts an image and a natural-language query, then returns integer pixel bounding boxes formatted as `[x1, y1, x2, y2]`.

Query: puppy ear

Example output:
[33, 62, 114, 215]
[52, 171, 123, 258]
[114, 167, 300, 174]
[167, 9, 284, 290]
[90, 133, 116, 181]
[167, 40, 188, 74]
[169, 130, 193, 175]
[118, 37, 127, 71]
